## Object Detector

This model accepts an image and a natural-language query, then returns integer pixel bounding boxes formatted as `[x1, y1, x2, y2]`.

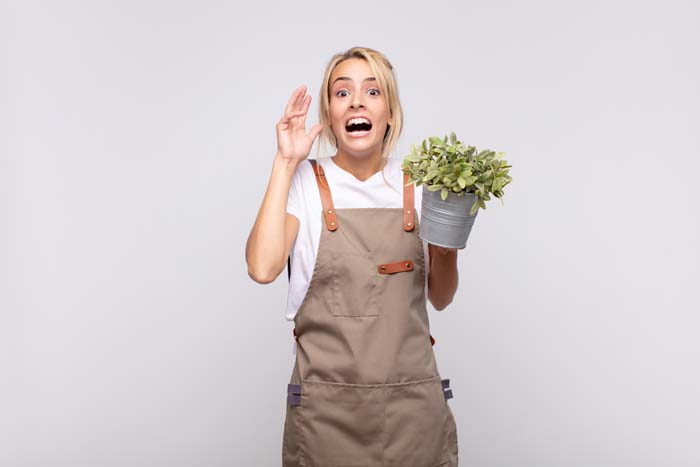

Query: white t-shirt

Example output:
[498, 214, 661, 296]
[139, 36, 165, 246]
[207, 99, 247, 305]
[285, 155, 430, 324]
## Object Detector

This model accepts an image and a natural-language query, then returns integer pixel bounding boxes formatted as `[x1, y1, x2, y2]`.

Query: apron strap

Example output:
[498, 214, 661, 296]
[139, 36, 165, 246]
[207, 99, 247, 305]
[403, 172, 415, 231]
[309, 158, 414, 231]
[308, 159, 338, 231]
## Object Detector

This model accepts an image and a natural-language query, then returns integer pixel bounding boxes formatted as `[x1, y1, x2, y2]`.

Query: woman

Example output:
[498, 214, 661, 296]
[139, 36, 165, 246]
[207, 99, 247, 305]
[246, 46, 460, 466]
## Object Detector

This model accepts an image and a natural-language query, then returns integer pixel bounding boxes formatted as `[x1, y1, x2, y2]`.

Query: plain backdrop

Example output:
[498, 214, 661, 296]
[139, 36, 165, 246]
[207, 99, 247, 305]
[3, 0, 699, 466]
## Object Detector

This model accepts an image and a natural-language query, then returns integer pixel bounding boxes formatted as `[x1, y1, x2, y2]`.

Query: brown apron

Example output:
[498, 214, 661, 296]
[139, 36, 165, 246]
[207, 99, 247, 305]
[282, 158, 459, 466]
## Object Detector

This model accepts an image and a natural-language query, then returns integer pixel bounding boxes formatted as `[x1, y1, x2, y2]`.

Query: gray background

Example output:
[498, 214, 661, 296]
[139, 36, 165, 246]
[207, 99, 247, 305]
[4, 0, 699, 466]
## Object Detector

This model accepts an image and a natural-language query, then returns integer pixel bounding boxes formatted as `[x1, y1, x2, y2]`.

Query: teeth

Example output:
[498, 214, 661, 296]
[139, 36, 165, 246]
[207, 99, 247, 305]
[346, 117, 371, 126]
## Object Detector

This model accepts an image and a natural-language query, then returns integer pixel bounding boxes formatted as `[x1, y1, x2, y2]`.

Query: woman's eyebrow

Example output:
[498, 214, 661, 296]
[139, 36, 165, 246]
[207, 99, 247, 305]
[332, 76, 377, 86]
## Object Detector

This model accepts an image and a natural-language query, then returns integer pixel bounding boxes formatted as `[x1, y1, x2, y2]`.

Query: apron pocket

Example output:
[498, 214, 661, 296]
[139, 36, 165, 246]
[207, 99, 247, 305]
[383, 377, 449, 466]
[330, 251, 382, 317]
[298, 380, 384, 466]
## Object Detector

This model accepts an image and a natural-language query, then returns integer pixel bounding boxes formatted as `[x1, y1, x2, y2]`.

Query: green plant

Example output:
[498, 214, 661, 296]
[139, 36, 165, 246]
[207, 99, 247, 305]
[401, 131, 512, 215]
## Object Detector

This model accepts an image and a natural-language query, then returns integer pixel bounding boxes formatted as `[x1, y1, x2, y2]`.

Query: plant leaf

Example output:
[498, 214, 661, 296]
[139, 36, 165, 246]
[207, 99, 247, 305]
[429, 136, 443, 147]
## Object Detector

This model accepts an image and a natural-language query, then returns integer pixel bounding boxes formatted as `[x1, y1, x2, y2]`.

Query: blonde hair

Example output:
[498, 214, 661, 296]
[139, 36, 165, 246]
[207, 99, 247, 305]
[316, 46, 404, 192]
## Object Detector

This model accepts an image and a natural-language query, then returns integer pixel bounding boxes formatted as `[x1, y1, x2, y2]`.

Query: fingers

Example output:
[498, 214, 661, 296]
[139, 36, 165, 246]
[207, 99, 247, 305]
[297, 94, 312, 125]
[294, 87, 308, 113]
[296, 92, 309, 112]
[279, 108, 306, 125]
[299, 94, 310, 112]
[280, 89, 312, 126]
[284, 84, 306, 117]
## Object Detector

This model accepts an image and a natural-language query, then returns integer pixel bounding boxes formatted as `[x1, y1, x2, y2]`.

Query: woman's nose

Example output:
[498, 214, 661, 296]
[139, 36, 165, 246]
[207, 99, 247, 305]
[350, 94, 365, 109]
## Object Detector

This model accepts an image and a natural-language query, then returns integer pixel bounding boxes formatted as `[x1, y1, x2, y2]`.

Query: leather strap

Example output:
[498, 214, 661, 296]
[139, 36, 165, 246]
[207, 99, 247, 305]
[377, 259, 414, 274]
[308, 159, 338, 231]
[403, 172, 415, 231]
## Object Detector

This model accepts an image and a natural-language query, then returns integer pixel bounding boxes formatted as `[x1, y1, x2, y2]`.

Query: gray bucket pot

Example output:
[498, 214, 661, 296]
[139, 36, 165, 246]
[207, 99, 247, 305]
[419, 186, 479, 249]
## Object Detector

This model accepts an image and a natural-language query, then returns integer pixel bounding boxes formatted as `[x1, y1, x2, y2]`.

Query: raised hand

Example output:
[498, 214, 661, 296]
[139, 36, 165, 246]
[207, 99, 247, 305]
[275, 84, 325, 163]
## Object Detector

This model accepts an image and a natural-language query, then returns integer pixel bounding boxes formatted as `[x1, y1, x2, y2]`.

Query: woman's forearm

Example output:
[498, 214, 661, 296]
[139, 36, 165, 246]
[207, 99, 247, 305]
[427, 244, 459, 310]
[245, 153, 299, 283]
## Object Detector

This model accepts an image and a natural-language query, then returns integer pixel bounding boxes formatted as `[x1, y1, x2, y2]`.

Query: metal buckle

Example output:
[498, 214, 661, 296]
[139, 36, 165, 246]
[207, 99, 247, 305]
[441, 378, 453, 400]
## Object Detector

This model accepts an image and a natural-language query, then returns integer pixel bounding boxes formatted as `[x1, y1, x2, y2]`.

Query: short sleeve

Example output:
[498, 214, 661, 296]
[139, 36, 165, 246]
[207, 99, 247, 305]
[286, 165, 302, 220]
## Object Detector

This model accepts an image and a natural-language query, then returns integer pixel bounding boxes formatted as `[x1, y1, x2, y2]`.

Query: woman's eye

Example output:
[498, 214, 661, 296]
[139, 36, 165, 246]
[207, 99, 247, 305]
[335, 89, 380, 97]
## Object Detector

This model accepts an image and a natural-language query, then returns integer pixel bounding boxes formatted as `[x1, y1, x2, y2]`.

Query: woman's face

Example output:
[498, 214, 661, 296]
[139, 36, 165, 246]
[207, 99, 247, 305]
[328, 58, 390, 158]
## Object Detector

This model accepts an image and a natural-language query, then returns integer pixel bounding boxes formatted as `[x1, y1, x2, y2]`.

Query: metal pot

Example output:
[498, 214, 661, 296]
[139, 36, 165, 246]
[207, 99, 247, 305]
[419, 186, 478, 249]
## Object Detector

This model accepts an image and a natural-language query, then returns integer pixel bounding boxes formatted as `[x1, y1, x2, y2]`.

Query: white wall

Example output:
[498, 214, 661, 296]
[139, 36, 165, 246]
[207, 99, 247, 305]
[4, 0, 699, 465]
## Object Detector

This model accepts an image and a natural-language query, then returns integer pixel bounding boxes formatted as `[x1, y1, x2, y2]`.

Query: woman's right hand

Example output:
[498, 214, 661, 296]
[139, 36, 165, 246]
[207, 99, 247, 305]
[275, 84, 325, 163]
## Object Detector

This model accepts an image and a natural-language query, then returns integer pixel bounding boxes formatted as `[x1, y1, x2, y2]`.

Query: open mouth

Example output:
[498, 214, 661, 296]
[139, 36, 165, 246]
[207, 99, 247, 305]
[345, 117, 373, 134]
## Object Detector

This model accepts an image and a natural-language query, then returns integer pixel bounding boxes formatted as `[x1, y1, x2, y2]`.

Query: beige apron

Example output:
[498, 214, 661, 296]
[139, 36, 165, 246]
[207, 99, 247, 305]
[282, 158, 459, 466]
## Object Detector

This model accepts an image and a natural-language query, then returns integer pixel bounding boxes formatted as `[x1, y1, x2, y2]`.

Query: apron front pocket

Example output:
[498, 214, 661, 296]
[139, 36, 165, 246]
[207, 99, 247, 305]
[298, 380, 384, 466]
[329, 250, 382, 318]
[383, 377, 450, 466]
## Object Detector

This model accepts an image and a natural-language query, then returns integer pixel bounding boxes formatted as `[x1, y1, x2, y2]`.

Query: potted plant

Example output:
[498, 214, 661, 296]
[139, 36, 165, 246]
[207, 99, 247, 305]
[401, 131, 512, 249]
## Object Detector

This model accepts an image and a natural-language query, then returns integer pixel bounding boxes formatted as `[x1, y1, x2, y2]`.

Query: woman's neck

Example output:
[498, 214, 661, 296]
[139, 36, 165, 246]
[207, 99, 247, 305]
[332, 150, 385, 182]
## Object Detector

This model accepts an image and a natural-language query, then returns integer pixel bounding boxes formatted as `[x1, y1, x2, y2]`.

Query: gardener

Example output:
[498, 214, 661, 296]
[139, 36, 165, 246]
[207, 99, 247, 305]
[245, 46, 460, 466]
